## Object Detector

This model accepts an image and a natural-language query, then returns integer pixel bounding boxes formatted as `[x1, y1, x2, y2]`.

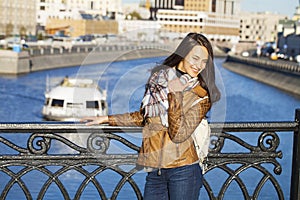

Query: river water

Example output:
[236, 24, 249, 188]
[0, 57, 299, 199]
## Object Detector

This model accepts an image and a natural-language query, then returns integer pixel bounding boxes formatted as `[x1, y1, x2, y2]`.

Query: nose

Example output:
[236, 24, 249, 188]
[193, 61, 206, 70]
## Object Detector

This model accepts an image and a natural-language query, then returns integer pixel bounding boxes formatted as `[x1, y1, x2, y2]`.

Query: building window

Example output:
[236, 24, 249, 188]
[101, 100, 106, 111]
[175, 0, 184, 6]
[212, 0, 216, 12]
[90, 1, 94, 9]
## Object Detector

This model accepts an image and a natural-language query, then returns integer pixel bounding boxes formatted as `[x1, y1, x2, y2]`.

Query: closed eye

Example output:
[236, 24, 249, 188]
[192, 56, 200, 60]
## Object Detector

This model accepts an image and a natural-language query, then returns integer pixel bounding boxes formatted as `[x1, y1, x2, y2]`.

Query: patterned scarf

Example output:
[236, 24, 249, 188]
[141, 67, 199, 127]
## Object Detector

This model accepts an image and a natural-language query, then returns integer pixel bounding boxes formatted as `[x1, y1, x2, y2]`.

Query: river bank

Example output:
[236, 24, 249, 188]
[0, 46, 170, 75]
[223, 55, 300, 97]
[3, 44, 299, 97]
[0, 43, 227, 75]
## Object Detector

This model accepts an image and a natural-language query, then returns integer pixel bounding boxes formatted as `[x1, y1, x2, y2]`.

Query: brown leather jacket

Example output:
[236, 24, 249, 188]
[108, 86, 211, 169]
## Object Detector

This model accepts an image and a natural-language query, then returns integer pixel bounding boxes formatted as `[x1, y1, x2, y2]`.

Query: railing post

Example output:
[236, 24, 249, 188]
[290, 109, 300, 200]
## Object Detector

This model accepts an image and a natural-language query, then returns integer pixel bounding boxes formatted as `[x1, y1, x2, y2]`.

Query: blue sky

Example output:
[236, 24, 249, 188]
[240, 0, 298, 17]
[123, 0, 299, 18]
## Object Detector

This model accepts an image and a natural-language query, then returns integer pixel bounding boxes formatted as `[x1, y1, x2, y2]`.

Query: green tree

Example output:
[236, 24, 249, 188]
[127, 11, 142, 20]
[5, 23, 13, 37]
[37, 33, 44, 40]
[19, 26, 27, 38]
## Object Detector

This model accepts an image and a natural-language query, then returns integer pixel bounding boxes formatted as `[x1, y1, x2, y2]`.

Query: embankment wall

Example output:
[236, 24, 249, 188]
[0, 50, 31, 74]
[223, 55, 300, 97]
[30, 48, 170, 72]
[0, 48, 170, 75]
[0, 43, 227, 75]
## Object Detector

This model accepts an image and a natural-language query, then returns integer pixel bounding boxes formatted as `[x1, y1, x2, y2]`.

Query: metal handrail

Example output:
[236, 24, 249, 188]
[0, 109, 299, 200]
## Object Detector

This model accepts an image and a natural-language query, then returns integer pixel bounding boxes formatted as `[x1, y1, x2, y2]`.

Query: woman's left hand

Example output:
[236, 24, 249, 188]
[80, 116, 108, 126]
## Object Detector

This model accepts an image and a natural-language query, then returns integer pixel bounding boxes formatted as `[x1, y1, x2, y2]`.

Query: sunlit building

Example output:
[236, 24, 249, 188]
[0, 0, 36, 37]
[146, 0, 241, 42]
[292, 2, 300, 21]
[239, 12, 287, 43]
[277, 3, 300, 60]
[37, 0, 122, 36]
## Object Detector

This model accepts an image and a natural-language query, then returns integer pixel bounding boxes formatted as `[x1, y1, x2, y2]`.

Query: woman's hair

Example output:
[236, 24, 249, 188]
[150, 32, 221, 103]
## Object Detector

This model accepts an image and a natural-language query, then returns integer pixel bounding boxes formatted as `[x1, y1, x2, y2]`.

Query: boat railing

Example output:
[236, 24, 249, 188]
[0, 109, 299, 200]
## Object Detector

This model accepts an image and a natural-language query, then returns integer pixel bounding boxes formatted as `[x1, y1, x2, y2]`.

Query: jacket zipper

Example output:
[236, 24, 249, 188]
[157, 132, 165, 176]
[176, 144, 180, 158]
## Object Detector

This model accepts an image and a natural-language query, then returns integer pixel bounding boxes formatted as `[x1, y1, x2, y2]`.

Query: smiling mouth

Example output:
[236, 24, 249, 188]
[191, 66, 201, 73]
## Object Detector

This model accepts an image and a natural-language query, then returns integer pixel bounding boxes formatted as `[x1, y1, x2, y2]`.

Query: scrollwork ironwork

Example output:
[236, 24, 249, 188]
[0, 136, 28, 154]
[27, 133, 89, 155]
[87, 132, 110, 154]
[258, 131, 280, 152]
[209, 134, 224, 153]
[28, 133, 51, 155]
[0, 121, 298, 200]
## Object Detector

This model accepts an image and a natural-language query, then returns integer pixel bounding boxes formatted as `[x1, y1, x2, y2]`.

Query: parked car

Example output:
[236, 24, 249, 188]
[51, 37, 73, 50]
[261, 46, 275, 57]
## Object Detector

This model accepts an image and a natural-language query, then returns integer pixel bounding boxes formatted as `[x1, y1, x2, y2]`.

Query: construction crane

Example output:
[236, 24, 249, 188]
[145, 0, 151, 10]
[140, 0, 151, 10]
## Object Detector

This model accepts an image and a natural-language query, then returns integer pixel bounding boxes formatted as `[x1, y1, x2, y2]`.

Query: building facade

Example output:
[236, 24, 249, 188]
[0, 0, 36, 37]
[239, 12, 287, 43]
[149, 0, 240, 41]
[46, 19, 119, 37]
[277, 5, 300, 60]
[37, 0, 122, 31]
[119, 20, 162, 42]
[292, 3, 300, 21]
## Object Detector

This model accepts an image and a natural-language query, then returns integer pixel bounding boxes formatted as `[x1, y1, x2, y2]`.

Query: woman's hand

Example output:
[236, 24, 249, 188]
[80, 116, 109, 126]
[168, 78, 189, 93]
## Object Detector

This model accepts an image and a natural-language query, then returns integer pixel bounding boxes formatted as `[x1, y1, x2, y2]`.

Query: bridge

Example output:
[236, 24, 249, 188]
[0, 109, 299, 199]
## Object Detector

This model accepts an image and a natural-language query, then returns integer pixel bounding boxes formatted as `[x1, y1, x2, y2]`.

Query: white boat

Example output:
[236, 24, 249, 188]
[42, 77, 108, 121]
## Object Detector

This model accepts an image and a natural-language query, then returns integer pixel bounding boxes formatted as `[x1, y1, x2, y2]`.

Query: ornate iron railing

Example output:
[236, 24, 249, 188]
[0, 109, 299, 200]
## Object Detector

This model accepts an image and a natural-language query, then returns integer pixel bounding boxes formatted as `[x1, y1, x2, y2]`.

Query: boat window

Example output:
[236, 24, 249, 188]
[51, 99, 64, 107]
[44, 98, 50, 105]
[101, 100, 106, 111]
[86, 101, 99, 109]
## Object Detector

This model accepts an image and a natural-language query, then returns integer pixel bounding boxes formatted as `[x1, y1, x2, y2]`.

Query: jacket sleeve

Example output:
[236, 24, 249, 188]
[168, 92, 211, 143]
[108, 110, 144, 127]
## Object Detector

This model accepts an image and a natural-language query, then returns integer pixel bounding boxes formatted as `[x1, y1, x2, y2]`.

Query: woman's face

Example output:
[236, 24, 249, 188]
[178, 45, 209, 77]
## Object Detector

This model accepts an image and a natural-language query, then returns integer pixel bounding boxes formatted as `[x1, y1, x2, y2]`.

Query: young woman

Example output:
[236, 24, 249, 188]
[82, 32, 221, 200]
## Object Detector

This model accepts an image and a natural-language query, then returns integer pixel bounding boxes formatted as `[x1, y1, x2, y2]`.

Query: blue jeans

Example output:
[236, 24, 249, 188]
[144, 163, 203, 200]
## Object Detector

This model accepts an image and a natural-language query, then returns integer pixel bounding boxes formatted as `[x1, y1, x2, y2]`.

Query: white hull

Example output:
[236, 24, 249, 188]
[42, 78, 108, 121]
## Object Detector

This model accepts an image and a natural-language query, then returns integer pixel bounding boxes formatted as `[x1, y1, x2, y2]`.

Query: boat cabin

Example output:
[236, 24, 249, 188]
[42, 78, 108, 121]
